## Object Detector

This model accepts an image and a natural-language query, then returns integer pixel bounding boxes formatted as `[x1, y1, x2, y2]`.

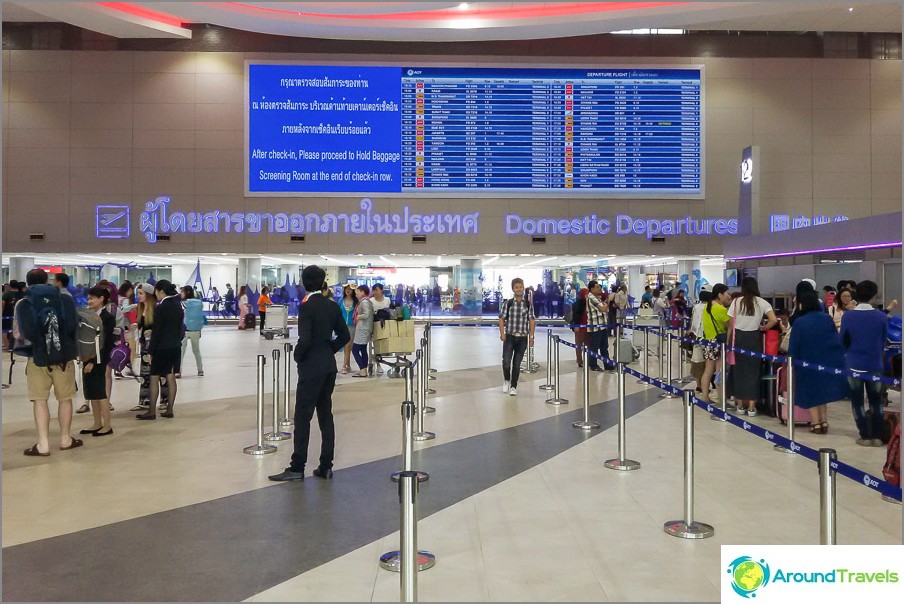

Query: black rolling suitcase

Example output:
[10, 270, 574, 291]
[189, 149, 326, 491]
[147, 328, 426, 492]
[244, 313, 256, 329]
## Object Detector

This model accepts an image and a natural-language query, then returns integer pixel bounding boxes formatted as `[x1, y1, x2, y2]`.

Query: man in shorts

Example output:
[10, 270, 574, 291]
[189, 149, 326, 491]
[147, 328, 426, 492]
[14, 269, 82, 456]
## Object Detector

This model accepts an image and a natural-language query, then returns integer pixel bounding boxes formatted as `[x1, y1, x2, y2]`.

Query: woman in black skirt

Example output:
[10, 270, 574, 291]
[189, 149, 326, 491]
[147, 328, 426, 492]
[726, 277, 778, 416]
[131, 283, 169, 412]
[79, 286, 116, 436]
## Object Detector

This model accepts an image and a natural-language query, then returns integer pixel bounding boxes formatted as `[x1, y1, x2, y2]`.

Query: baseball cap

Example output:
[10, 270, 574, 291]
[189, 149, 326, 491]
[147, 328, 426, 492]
[700, 284, 712, 293]
[801, 278, 816, 289]
[138, 283, 155, 295]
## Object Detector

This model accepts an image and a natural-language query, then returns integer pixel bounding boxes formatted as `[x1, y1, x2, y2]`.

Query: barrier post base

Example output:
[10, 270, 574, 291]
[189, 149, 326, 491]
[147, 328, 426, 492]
[379, 550, 436, 572]
[710, 414, 728, 422]
[243, 444, 277, 456]
[428, 374, 437, 382]
[604, 458, 641, 471]
[539, 383, 555, 391]
[572, 420, 601, 431]
[264, 430, 291, 442]
[413, 431, 436, 441]
[391, 471, 429, 483]
[278, 419, 293, 430]
[545, 397, 569, 406]
[663, 520, 714, 539]
[659, 391, 680, 399]
[424, 406, 436, 414]
[773, 444, 796, 454]
[425, 387, 437, 394]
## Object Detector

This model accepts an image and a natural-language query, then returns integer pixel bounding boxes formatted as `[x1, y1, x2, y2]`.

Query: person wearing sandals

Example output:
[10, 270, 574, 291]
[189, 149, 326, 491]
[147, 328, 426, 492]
[351, 284, 374, 377]
[14, 268, 83, 456]
[339, 284, 357, 374]
[789, 291, 847, 435]
[726, 277, 778, 416]
[79, 286, 116, 437]
[136, 280, 183, 420]
[179, 286, 206, 377]
[698, 284, 731, 403]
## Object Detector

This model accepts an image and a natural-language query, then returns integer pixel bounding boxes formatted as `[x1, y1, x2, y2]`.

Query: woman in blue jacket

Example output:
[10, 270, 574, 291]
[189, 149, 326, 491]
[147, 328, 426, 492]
[179, 286, 207, 377]
[788, 291, 848, 434]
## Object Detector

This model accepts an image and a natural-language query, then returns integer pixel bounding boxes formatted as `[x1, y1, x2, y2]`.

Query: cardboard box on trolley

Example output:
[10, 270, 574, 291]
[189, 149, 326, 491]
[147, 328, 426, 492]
[373, 320, 415, 353]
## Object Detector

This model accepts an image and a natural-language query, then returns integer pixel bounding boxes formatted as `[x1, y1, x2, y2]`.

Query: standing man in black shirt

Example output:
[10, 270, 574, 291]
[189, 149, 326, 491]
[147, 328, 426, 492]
[137, 280, 183, 420]
[270, 265, 350, 482]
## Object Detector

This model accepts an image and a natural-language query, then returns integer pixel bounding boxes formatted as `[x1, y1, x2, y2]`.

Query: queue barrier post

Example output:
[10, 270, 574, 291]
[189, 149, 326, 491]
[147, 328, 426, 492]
[539, 329, 555, 390]
[426, 322, 437, 379]
[663, 390, 714, 539]
[265, 348, 291, 441]
[818, 448, 837, 545]
[659, 333, 679, 399]
[638, 327, 649, 384]
[710, 342, 729, 422]
[379, 471, 436, 579]
[545, 335, 569, 406]
[279, 342, 293, 430]
[573, 346, 600, 430]
[774, 356, 796, 454]
[413, 340, 435, 441]
[604, 363, 641, 471]
[243, 355, 277, 456]
[392, 396, 429, 483]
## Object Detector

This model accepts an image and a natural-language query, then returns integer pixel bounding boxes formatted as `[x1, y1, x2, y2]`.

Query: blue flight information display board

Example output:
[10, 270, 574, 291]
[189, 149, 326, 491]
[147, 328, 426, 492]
[246, 64, 703, 197]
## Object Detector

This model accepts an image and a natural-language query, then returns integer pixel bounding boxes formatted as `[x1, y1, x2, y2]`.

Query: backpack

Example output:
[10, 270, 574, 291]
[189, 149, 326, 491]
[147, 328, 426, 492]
[24, 285, 70, 368]
[502, 297, 530, 325]
[109, 332, 131, 372]
[77, 307, 104, 362]
[882, 413, 900, 488]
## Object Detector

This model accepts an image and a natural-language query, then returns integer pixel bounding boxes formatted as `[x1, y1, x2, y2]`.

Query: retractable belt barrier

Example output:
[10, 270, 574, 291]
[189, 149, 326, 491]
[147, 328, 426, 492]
[554, 336, 903, 503]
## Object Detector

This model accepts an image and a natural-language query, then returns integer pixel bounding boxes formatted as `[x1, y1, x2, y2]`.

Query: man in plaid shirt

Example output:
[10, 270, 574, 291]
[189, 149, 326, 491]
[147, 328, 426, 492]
[586, 280, 613, 372]
[498, 277, 536, 396]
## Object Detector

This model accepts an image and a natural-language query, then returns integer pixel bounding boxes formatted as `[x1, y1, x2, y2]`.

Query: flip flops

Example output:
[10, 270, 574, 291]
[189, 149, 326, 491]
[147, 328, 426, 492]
[60, 437, 84, 450]
[24, 444, 50, 457]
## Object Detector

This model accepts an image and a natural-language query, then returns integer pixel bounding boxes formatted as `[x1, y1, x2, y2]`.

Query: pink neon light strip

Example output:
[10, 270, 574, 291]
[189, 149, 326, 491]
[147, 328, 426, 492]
[224, 2, 688, 22]
[96, 2, 185, 28]
[728, 241, 902, 261]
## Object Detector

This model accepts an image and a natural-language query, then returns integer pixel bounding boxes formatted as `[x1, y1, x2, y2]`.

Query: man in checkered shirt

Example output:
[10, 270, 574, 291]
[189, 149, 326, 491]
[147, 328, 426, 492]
[498, 277, 536, 397]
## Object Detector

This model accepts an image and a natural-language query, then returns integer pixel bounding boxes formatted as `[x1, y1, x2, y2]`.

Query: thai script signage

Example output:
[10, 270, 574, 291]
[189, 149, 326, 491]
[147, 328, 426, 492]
[770, 213, 848, 233]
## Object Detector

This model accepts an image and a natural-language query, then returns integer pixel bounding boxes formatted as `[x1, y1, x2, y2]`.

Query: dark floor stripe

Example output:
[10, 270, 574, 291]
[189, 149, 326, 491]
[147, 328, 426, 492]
[2, 389, 663, 602]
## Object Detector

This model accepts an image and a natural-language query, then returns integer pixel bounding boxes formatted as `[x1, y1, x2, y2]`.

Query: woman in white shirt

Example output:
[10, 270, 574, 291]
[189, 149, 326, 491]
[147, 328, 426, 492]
[726, 277, 778, 416]
[828, 288, 854, 332]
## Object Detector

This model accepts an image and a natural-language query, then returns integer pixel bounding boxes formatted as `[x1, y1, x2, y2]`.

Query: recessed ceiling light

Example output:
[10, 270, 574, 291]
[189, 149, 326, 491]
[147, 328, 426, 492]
[458, 2, 469, 10]
[848, 6, 854, 12]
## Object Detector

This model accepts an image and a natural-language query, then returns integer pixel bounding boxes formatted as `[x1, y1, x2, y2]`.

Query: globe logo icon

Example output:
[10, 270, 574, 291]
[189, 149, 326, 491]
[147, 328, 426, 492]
[727, 556, 770, 598]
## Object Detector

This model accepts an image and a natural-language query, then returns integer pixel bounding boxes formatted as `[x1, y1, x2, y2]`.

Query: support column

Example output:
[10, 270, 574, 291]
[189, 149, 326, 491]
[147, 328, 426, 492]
[677, 260, 701, 303]
[101, 263, 120, 286]
[9, 257, 34, 282]
[238, 258, 262, 292]
[627, 266, 644, 302]
[457, 258, 482, 316]
[75, 267, 90, 287]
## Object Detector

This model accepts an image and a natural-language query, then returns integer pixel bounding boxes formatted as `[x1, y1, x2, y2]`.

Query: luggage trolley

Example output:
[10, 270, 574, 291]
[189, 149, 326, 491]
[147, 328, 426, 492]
[261, 304, 291, 340]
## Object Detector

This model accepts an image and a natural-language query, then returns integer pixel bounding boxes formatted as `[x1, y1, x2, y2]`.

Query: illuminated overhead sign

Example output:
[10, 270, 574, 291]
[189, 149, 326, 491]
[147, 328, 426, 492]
[505, 214, 738, 238]
[769, 214, 848, 233]
[740, 157, 753, 183]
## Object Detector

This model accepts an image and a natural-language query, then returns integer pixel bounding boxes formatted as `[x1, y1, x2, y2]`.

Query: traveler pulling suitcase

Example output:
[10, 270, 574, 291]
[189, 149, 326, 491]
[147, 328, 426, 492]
[776, 365, 811, 426]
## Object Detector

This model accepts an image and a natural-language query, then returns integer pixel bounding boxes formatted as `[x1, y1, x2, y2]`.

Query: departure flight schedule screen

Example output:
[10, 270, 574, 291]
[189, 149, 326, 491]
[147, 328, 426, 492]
[246, 64, 703, 197]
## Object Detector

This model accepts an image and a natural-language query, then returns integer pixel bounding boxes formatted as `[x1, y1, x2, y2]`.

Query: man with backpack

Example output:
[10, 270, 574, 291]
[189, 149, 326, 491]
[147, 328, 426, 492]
[498, 277, 536, 397]
[13, 269, 82, 456]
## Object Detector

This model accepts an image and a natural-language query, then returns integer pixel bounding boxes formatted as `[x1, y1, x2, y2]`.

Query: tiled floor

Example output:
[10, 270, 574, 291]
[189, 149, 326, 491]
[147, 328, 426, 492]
[2, 325, 901, 601]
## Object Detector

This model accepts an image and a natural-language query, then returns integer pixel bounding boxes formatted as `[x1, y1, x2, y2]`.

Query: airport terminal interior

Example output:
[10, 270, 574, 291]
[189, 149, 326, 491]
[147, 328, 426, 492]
[1, 1, 903, 602]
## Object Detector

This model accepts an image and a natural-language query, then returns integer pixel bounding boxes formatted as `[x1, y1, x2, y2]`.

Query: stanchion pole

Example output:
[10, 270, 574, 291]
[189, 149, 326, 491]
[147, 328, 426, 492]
[775, 356, 796, 454]
[545, 335, 569, 406]
[711, 342, 728, 422]
[658, 329, 666, 379]
[573, 347, 600, 430]
[380, 471, 436, 578]
[419, 338, 435, 414]
[244, 355, 277, 455]
[424, 324, 437, 392]
[679, 323, 695, 384]
[818, 448, 837, 545]
[540, 329, 554, 390]
[637, 327, 649, 384]
[414, 341, 435, 441]
[427, 322, 437, 375]
[605, 363, 640, 471]
[392, 397, 429, 483]
[664, 390, 714, 539]
[659, 333, 679, 399]
[265, 349, 291, 441]
[614, 323, 622, 364]
[279, 342, 293, 430]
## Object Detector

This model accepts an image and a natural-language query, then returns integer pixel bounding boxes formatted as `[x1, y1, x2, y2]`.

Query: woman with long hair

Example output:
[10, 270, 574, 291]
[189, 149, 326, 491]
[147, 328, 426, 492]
[698, 284, 730, 403]
[116, 281, 138, 379]
[828, 287, 855, 332]
[572, 287, 589, 367]
[137, 280, 183, 420]
[132, 284, 170, 412]
[339, 284, 358, 374]
[726, 277, 778, 415]
[237, 285, 249, 330]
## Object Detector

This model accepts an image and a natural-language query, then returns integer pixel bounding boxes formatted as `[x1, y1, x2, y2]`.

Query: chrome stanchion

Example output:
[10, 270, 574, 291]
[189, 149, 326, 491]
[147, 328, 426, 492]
[711, 342, 728, 422]
[818, 448, 837, 545]
[279, 342, 293, 430]
[545, 335, 569, 406]
[775, 356, 796, 454]
[637, 327, 649, 384]
[678, 324, 695, 384]
[414, 343, 435, 441]
[604, 363, 641, 471]
[265, 349, 291, 441]
[419, 338, 435, 414]
[539, 329, 554, 390]
[658, 329, 666, 378]
[614, 323, 622, 364]
[664, 390, 714, 539]
[573, 347, 600, 430]
[391, 398, 429, 483]
[426, 322, 437, 380]
[244, 355, 277, 456]
[659, 333, 679, 399]
[379, 471, 436, 578]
